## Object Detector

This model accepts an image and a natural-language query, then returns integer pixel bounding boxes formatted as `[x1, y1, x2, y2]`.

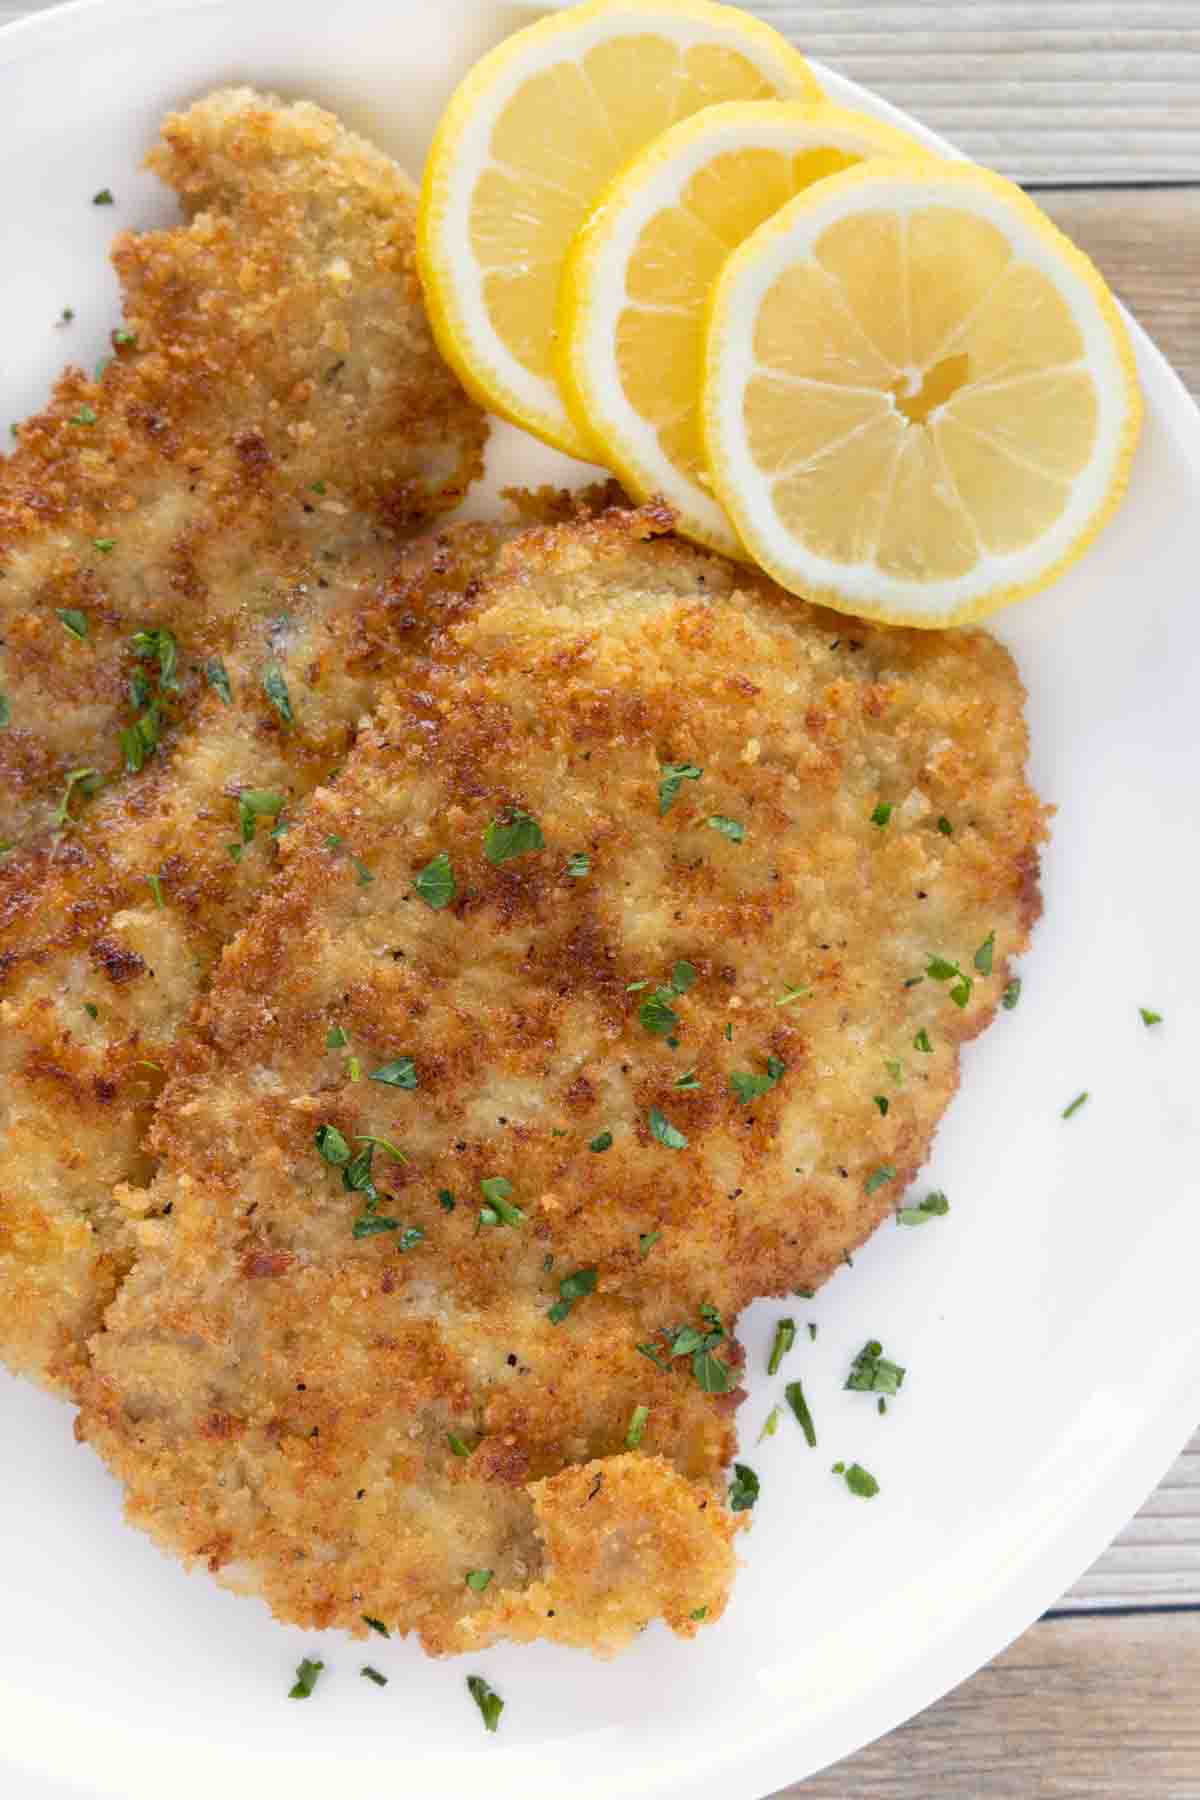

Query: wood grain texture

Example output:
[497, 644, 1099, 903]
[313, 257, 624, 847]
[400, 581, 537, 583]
[776, 1612, 1200, 1797]
[757, 0, 1200, 185]
[1061, 1431, 1200, 1609]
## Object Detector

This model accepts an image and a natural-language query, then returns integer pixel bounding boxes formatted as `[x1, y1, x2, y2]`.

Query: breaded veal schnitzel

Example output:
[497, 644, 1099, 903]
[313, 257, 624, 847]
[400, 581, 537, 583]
[78, 503, 1048, 1653]
[0, 88, 488, 1388]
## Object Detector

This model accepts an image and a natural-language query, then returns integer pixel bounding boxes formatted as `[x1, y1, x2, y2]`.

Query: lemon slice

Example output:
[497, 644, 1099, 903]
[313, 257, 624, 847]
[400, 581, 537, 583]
[417, 0, 820, 460]
[557, 100, 929, 554]
[701, 159, 1142, 624]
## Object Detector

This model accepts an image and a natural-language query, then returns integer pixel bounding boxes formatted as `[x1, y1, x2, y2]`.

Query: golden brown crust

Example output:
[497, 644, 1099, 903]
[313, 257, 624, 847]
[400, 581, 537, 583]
[0, 87, 496, 1389]
[0, 86, 487, 847]
[77, 501, 1046, 1653]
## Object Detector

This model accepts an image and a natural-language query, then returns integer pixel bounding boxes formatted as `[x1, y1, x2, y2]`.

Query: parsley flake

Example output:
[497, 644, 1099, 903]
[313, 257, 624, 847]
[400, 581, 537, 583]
[326, 1025, 349, 1049]
[237, 789, 285, 844]
[1062, 1091, 1089, 1120]
[671, 961, 697, 994]
[465, 1569, 493, 1593]
[845, 1340, 905, 1396]
[1140, 1007, 1163, 1027]
[873, 1094, 889, 1116]
[913, 1027, 933, 1054]
[897, 1190, 950, 1226]
[361, 1666, 387, 1687]
[638, 1230, 660, 1259]
[758, 1405, 782, 1443]
[92, 188, 114, 205]
[776, 984, 810, 1006]
[690, 1605, 708, 1622]
[314, 1124, 351, 1165]
[483, 808, 544, 864]
[674, 1069, 701, 1091]
[131, 626, 179, 692]
[447, 1434, 472, 1457]
[144, 872, 164, 908]
[438, 1189, 456, 1212]
[548, 1266, 597, 1324]
[937, 816, 953, 836]
[1002, 978, 1022, 1010]
[56, 608, 88, 641]
[728, 1463, 759, 1512]
[362, 1615, 390, 1637]
[885, 1059, 903, 1082]
[639, 990, 679, 1036]
[0, 692, 9, 729]
[835, 1462, 879, 1499]
[206, 657, 233, 705]
[767, 1318, 795, 1376]
[566, 852, 590, 878]
[93, 537, 116, 553]
[730, 1054, 786, 1105]
[973, 931, 995, 977]
[626, 1404, 650, 1449]
[589, 1130, 613, 1153]
[414, 851, 456, 909]
[369, 1058, 417, 1089]
[354, 1134, 407, 1164]
[658, 761, 702, 815]
[865, 1165, 896, 1196]
[288, 1659, 324, 1699]
[926, 955, 972, 1008]
[69, 405, 97, 426]
[870, 801, 892, 828]
[478, 1176, 525, 1228]
[785, 1380, 817, 1447]
[649, 1106, 688, 1150]
[114, 327, 136, 347]
[707, 814, 744, 843]
[467, 1675, 504, 1734]
[53, 766, 102, 827]
[262, 663, 293, 726]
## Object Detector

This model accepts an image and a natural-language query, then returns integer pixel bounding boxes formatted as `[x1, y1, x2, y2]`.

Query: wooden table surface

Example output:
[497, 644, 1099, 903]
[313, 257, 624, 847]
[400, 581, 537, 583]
[3, 0, 1198, 1793]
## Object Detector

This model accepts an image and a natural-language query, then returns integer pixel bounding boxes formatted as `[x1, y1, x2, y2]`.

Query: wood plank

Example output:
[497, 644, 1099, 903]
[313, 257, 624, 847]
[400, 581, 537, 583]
[777, 1612, 1200, 1797]
[1034, 187, 1200, 399]
[755, 1, 1200, 185]
[1060, 1431, 1200, 1610]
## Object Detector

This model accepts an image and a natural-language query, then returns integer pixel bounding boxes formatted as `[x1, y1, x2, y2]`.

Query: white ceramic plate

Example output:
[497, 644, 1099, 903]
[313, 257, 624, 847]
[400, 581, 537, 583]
[2, 3, 1198, 1796]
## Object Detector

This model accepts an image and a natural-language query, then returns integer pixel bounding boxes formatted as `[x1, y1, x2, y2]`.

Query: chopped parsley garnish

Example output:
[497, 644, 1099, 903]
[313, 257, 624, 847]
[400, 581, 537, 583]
[730, 1053, 785, 1106]
[206, 657, 233, 704]
[626, 1404, 650, 1449]
[0, 692, 8, 729]
[897, 1190, 950, 1226]
[465, 1569, 493, 1592]
[361, 1666, 387, 1687]
[369, 1058, 417, 1089]
[724, 1022, 733, 1041]
[834, 1462, 879, 1499]
[69, 405, 97, 426]
[785, 1380, 817, 1447]
[131, 627, 179, 692]
[794, 1286, 816, 1299]
[639, 990, 678, 1036]
[84, 1002, 99, 1019]
[548, 1266, 597, 1324]
[56, 608, 88, 641]
[913, 1027, 933, 1053]
[566, 852, 590, 878]
[973, 931, 995, 977]
[237, 789, 285, 843]
[92, 187, 114, 204]
[354, 1134, 407, 1164]
[707, 814, 744, 843]
[671, 960, 697, 993]
[414, 851, 456, 909]
[1140, 1007, 1163, 1027]
[864, 1165, 896, 1196]
[145, 872, 164, 908]
[347, 1057, 362, 1083]
[114, 327, 136, 347]
[362, 1615, 390, 1637]
[870, 801, 892, 828]
[1002, 978, 1022, 1010]
[326, 1025, 349, 1049]
[776, 984, 810, 1006]
[885, 1059, 903, 1083]
[53, 766, 102, 827]
[1061, 1091, 1089, 1120]
[926, 956, 972, 1008]
[638, 1230, 660, 1259]
[315, 1124, 351, 1165]
[93, 537, 116, 553]
[808, 1322, 817, 1341]
[674, 1069, 701, 1091]
[588, 1130, 613, 1153]
[873, 1094, 889, 1116]
[466, 1675, 504, 1734]
[478, 1175, 525, 1228]
[649, 1106, 688, 1150]
[658, 761, 702, 815]
[845, 1340, 906, 1396]
[262, 663, 293, 725]
[637, 1304, 731, 1392]
[483, 808, 544, 864]
[288, 1658, 324, 1699]
[438, 1189, 456, 1213]
[937, 816, 953, 836]
[728, 1463, 759, 1512]
[447, 1434, 472, 1457]
[690, 1606, 708, 1621]
[767, 1318, 795, 1376]
[119, 702, 161, 774]
[626, 980, 649, 992]
[758, 1405, 781, 1443]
